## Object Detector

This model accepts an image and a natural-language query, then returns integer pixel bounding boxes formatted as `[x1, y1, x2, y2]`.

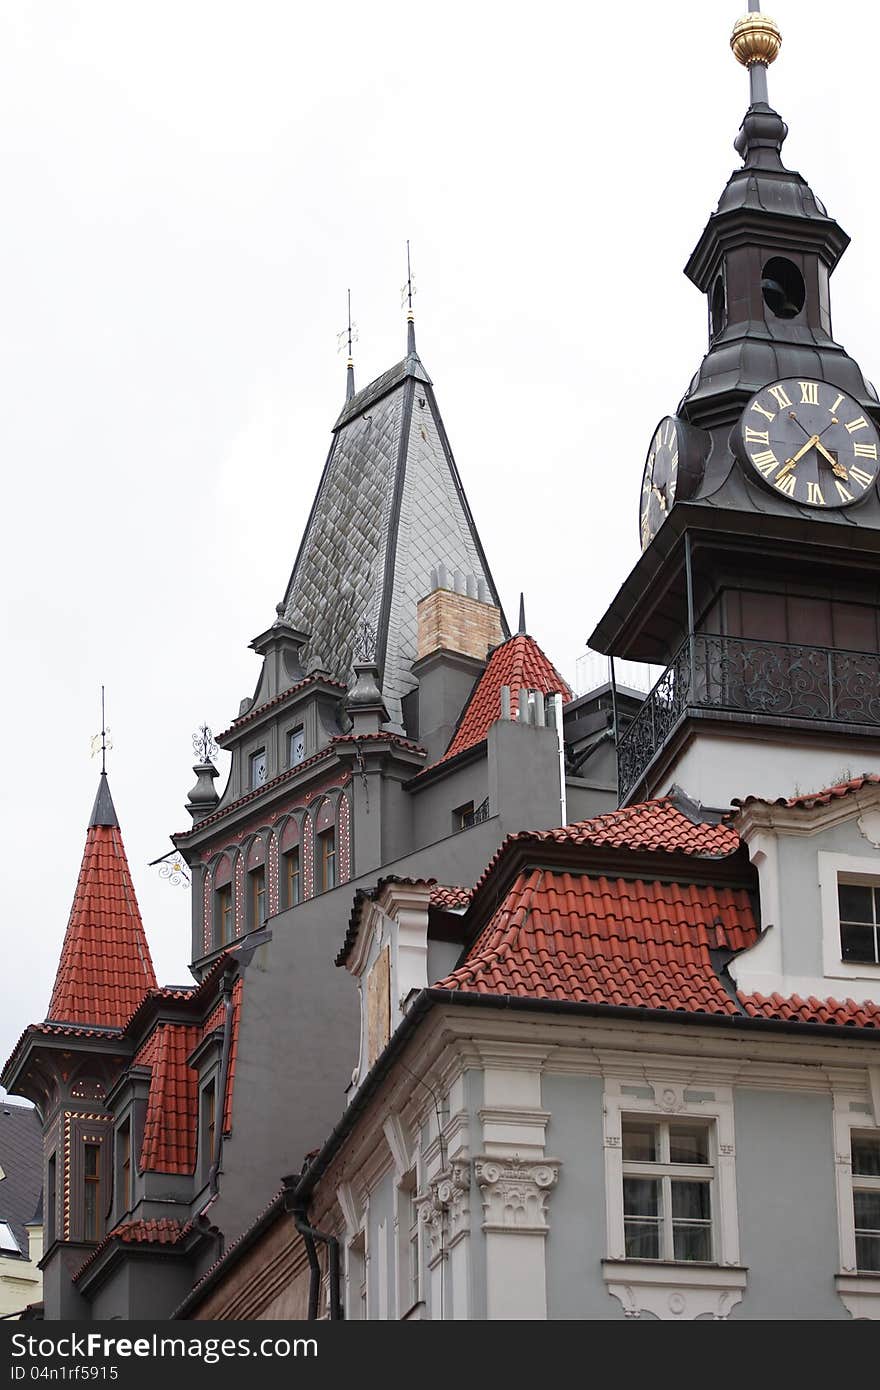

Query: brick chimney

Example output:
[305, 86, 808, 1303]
[408, 568, 505, 759]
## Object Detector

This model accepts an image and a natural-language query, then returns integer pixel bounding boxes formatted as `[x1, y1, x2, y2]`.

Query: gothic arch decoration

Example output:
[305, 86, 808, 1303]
[202, 862, 213, 956]
[315, 797, 337, 894]
[338, 792, 352, 884]
[302, 813, 315, 901]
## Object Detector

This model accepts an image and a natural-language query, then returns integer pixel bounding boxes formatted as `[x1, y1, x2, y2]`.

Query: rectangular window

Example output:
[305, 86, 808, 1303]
[852, 1133, 880, 1272]
[217, 884, 234, 945]
[621, 1120, 713, 1263]
[320, 828, 336, 892]
[118, 1120, 131, 1213]
[250, 866, 266, 928]
[454, 798, 489, 832]
[83, 1143, 101, 1242]
[47, 1154, 57, 1246]
[201, 1079, 216, 1182]
[838, 882, 880, 964]
[286, 848, 301, 908]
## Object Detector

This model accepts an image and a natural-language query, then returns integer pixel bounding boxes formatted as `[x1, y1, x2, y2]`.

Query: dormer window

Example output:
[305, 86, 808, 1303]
[250, 749, 268, 789]
[289, 727, 306, 767]
[838, 882, 880, 964]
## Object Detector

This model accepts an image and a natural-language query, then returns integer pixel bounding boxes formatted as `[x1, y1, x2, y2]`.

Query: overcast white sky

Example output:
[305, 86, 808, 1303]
[3, 0, 880, 1086]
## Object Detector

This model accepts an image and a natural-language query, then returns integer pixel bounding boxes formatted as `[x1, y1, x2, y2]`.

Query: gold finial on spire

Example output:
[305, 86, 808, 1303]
[731, 12, 781, 69]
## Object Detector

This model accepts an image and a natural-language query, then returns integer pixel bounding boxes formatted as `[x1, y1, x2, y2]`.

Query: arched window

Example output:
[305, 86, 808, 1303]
[280, 818, 302, 909]
[246, 837, 267, 931]
[316, 798, 337, 892]
[214, 855, 234, 946]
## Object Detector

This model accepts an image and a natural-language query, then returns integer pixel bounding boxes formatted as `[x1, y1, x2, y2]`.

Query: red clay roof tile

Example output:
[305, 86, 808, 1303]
[735, 773, 880, 812]
[436, 868, 756, 1016]
[738, 990, 880, 1027]
[438, 634, 572, 766]
[134, 980, 243, 1174]
[47, 823, 157, 1029]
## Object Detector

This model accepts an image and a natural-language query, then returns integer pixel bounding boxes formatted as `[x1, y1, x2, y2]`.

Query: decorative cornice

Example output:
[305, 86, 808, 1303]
[474, 1155, 560, 1234]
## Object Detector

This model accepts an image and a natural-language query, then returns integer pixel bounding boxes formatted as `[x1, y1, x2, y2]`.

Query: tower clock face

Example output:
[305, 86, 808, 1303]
[739, 378, 880, 507]
[640, 417, 683, 550]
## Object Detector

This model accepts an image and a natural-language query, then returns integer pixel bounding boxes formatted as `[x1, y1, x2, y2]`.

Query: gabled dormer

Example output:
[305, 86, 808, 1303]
[729, 774, 880, 1007]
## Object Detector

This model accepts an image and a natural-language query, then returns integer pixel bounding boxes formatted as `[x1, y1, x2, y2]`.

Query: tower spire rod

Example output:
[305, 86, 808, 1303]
[731, 2, 782, 109]
[100, 685, 107, 775]
[338, 288, 357, 402]
[403, 240, 417, 354]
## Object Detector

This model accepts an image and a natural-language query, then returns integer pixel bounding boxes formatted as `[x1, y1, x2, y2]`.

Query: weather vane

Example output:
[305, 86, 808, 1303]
[354, 617, 377, 664]
[336, 289, 359, 357]
[400, 240, 417, 310]
[90, 686, 113, 772]
[193, 723, 218, 765]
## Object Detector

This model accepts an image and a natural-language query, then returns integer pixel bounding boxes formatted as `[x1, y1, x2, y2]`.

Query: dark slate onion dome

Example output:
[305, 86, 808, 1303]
[679, 11, 877, 434]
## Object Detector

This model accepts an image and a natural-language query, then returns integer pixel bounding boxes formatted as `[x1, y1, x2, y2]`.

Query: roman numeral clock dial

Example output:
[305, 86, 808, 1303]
[639, 416, 709, 550]
[738, 378, 880, 508]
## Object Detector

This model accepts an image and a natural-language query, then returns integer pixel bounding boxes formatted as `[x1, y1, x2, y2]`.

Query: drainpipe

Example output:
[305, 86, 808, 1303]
[282, 1179, 342, 1320]
[208, 970, 236, 1196]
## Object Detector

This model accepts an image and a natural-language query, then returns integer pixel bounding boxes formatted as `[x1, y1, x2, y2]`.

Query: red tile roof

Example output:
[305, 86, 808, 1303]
[436, 868, 756, 1015]
[134, 979, 243, 1174]
[431, 885, 472, 910]
[736, 773, 880, 812]
[72, 1218, 188, 1283]
[47, 823, 157, 1028]
[739, 991, 880, 1027]
[439, 634, 572, 765]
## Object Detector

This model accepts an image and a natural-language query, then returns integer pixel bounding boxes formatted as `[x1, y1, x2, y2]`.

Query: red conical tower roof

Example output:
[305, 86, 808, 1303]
[46, 774, 157, 1028]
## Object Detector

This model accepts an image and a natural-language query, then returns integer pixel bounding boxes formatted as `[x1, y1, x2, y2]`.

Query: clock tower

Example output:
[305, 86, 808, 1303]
[592, 7, 880, 808]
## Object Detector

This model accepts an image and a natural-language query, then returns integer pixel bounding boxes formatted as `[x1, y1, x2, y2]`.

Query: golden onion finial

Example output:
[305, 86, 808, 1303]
[730, 13, 782, 68]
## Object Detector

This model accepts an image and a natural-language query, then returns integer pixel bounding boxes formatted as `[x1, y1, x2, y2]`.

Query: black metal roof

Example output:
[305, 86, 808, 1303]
[0, 1101, 41, 1258]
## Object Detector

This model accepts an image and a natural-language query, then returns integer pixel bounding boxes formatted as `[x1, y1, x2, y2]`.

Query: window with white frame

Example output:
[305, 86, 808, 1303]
[838, 882, 880, 965]
[851, 1132, 880, 1272]
[621, 1119, 714, 1262]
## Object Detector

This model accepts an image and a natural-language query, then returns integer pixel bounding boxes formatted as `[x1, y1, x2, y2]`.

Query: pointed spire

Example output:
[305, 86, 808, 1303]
[89, 772, 119, 828]
[518, 592, 527, 635]
[404, 239, 417, 355]
[47, 777, 157, 1028]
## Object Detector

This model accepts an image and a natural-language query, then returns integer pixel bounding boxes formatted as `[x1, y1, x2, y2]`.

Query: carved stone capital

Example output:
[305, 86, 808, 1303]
[416, 1159, 471, 1265]
[474, 1155, 560, 1233]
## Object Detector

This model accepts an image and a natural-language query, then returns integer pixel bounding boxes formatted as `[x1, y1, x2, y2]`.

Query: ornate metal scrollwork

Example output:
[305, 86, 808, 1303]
[617, 633, 880, 802]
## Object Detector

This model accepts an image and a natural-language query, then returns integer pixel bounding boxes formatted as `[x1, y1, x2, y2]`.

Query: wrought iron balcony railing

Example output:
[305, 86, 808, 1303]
[617, 633, 880, 803]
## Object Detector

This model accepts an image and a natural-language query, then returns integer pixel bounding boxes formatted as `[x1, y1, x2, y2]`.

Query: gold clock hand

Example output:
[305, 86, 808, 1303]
[777, 433, 821, 479]
[814, 438, 848, 479]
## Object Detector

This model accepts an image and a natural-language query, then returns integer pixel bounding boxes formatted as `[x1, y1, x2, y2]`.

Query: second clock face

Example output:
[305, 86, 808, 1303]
[640, 417, 682, 550]
[739, 378, 880, 507]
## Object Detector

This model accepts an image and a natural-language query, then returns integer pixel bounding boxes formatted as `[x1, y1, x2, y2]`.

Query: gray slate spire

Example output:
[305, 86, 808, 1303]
[89, 772, 119, 828]
[281, 334, 507, 725]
